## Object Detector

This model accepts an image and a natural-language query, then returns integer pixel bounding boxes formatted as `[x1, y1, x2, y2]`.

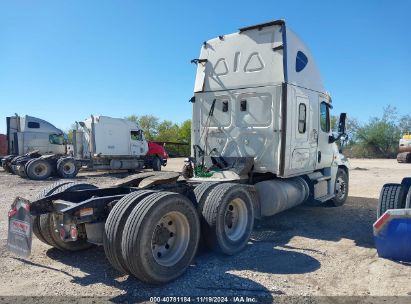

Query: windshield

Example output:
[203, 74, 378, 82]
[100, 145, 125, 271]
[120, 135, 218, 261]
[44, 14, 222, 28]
[49, 134, 65, 145]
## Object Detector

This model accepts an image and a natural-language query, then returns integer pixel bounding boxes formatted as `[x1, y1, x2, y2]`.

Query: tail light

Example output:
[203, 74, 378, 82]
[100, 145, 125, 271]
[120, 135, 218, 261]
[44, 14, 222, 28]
[70, 226, 78, 241]
[8, 208, 17, 218]
[59, 228, 66, 240]
[373, 212, 391, 231]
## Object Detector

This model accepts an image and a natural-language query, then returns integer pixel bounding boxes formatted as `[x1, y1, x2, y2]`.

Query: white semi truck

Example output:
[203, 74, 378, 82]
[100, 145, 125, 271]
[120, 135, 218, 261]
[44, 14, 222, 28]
[2, 114, 165, 179]
[2, 115, 67, 177]
[7, 20, 349, 284]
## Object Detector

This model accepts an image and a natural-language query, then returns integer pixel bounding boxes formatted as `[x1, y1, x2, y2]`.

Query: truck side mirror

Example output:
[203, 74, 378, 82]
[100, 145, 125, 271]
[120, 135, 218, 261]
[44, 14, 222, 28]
[329, 112, 347, 144]
[338, 113, 347, 135]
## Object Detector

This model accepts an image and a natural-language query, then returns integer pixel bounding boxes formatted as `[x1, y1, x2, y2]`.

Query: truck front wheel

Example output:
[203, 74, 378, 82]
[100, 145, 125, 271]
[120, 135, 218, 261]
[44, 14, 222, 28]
[152, 156, 162, 171]
[330, 168, 349, 207]
[122, 192, 200, 284]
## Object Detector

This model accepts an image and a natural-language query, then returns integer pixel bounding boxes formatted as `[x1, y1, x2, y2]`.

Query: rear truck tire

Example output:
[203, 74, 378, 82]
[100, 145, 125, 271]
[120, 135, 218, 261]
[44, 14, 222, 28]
[406, 188, 411, 209]
[3, 163, 12, 173]
[401, 177, 411, 192]
[122, 192, 200, 284]
[377, 183, 407, 218]
[37, 183, 97, 251]
[200, 183, 254, 255]
[103, 190, 155, 274]
[194, 182, 219, 210]
[16, 163, 28, 178]
[13, 156, 32, 177]
[397, 152, 411, 163]
[57, 157, 79, 178]
[152, 156, 162, 171]
[26, 158, 52, 180]
[193, 182, 219, 252]
[329, 168, 349, 207]
[2, 156, 14, 173]
[32, 181, 73, 244]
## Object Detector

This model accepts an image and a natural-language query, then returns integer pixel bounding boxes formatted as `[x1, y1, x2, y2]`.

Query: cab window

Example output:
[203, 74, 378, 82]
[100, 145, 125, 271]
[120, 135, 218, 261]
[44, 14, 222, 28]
[49, 134, 64, 145]
[298, 103, 306, 133]
[131, 130, 142, 141]
[296, 51, 308, 72]
[28, 121, 40, 128]
[320, 102, 330, 133]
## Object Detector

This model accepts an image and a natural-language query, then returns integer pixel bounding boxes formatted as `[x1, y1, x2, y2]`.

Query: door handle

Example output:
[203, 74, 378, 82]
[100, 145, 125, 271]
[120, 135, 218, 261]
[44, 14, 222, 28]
[318, 151, 322, 163]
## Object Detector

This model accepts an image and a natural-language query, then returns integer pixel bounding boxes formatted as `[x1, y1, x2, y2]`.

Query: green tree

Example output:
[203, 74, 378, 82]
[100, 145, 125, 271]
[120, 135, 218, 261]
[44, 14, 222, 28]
[355, 106, 401, 158]
[156, 120, 179, 142]
[125, 114, 159, 140]
[178, 119, 191, 143]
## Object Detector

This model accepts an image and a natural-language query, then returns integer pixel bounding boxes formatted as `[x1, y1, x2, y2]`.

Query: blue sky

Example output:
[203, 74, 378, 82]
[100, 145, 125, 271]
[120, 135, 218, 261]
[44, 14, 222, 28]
[0, 0, 410, 134]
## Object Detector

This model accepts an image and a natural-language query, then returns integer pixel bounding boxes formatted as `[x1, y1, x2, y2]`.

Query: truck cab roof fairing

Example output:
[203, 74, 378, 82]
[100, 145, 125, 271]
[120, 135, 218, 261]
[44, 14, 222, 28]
[193, 22, 285, 93]
[193, 20, 325, 95]
[21, 115, 64, 135]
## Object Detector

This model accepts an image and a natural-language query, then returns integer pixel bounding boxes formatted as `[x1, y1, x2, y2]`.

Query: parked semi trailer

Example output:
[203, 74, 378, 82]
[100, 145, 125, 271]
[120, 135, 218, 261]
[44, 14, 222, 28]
[374, 178, 411, 261]
[397, 132, 411, 163]
[1, 115, 67, 176]
[72, 115, 167, 172]
[1, 115, 168, 179]
[7, 20, 349, 284]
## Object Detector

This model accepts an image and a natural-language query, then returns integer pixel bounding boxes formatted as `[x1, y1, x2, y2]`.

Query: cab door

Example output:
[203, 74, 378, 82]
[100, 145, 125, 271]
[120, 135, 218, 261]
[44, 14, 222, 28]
[315, 100, 334, 169]
[130, 130, 147, 156]
[280, 85, 320, 177]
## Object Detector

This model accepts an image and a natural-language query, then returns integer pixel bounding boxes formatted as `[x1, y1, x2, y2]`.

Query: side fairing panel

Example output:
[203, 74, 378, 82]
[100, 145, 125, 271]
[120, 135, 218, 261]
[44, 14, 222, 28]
[20, 115, 64, 135]
[285, 28, 325, 94]
[22, 132, 66, 154]
[192, 85, 282, 174]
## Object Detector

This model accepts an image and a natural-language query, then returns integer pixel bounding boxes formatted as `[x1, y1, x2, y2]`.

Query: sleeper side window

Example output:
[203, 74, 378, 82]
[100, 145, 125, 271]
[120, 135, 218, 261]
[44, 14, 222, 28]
[296, 51, 308, 72]
[320, 102, 330, 133]
[298, 103, 306, 133]
[28, 121, 40, 128]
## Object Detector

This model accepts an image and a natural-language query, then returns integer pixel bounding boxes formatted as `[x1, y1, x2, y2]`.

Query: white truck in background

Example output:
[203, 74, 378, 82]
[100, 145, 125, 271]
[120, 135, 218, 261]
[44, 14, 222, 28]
[2, 114, 166, 180]
[2, 115, 67, 177]
[73, 115, 149, 172]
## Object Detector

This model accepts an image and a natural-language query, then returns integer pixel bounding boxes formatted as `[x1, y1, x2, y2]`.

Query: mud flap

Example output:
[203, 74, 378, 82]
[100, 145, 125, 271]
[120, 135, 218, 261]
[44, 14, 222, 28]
[7, 197, 32, 257]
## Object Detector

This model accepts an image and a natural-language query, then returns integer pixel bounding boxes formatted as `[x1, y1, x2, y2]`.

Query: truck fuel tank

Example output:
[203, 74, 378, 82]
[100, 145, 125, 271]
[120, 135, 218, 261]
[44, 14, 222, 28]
[254, 177, 309, 217]
[110, 159, 143, 170]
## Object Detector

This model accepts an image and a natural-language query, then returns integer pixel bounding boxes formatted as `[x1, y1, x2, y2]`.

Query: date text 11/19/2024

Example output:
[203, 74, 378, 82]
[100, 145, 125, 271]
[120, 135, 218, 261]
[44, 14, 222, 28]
[149, 297, 258, 303]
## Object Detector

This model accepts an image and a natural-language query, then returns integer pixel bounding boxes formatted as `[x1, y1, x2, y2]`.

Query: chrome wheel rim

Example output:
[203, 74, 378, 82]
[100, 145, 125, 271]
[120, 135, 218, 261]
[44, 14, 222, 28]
[335, 176, 347, 200]
[224, 198, 248, 241]
[151, 211, 190, 267]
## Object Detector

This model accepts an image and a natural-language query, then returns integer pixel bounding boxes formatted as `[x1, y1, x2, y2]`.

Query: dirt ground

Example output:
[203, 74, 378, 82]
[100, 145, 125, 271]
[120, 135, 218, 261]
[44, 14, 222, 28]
[0, 158, 410, 301]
